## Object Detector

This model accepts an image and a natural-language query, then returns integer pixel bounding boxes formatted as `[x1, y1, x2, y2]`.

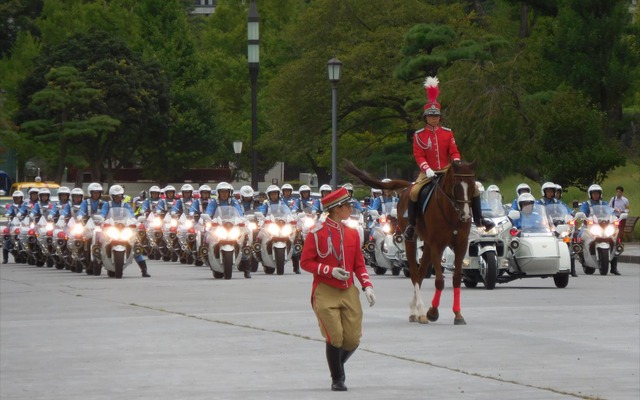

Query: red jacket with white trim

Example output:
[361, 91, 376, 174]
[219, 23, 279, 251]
[413, 125, 461, 172]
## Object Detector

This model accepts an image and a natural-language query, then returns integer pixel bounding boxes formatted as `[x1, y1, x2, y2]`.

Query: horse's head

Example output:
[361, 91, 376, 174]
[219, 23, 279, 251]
[444, 160, 477, 223]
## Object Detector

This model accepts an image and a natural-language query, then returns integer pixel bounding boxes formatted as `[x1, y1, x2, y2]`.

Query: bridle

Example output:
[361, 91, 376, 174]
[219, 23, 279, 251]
[435, 167, 475, 222]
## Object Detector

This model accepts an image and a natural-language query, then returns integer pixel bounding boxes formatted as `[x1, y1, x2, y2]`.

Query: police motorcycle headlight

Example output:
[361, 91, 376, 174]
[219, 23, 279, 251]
[213, 226, 227, 240]
[184, 219, 194, 229]
[45, 222, 54, 231]
[267, 223, 280, 236]
[248, 221, 258, 231]
[345, 219, 359, 229]
[228, 226, 241, 241]
[169, 219, 178, 228]
[303, 217, 315, 229]
[382, 223, 391, 234]
[71, 223, 84, 236]
[120, 228, 134, 241]
[281, 224, 293, 237]
[106, 226, 120, 240]
[151, 217, 162, 228]
[589, 225, 603, 236]
[604, 225, 615, 237]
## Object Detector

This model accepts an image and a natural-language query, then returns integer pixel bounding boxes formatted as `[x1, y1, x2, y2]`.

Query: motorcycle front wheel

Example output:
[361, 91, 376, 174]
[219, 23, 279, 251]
[275, 247, 286, 275]
[222, 250, 234, 280]
[481, 251, 498, 290]
[597, 248, 609, 275]
[114, 251, 124, 279]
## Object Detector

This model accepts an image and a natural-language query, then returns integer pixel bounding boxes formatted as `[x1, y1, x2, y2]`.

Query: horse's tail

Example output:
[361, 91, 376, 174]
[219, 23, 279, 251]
[342, 160, 412, 191]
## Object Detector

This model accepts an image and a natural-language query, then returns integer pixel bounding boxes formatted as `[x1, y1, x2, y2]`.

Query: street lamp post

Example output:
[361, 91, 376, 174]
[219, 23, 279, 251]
[327, 57, 342, 189]
[248, 0, 260, 190]
[233, 141, 243, 182]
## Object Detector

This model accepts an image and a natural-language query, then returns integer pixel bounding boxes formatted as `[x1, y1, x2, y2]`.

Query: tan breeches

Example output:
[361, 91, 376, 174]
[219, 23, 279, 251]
[312, 283, 363, 350]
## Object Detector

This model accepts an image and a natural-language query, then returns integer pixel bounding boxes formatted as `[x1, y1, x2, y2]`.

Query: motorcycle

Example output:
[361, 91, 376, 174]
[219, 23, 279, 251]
[366, 207, 404, 276]
[94, 208, 142, 278]
[62, 217, 95, 274]
[144, 212, 170, 261]
[2, 217, 27, 264]
[574, 205, 626, 275]
[256, 204, 297, 275]
[162, 214, 181, 262]
[545, 203, 578, 276]
[443, 190, 512, 289]
[243, 211, 263, 273]
[200, 205, 251, 279]
[503, 204, 571, 288]
[290, 206, 317, 273]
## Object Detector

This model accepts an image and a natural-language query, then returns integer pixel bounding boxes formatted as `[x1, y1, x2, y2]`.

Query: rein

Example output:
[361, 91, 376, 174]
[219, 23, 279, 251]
[433, 170, 475, 223]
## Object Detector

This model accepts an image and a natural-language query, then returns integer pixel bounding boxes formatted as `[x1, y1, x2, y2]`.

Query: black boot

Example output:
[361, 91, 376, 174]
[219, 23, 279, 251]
[2, 249, 8, 264]
[293, 264, 301, 274]
[326, 343, 347, 391]
[244, 269, 251, 279]
[342, 345, 358, 366]
[137, 260, 151, 277]
[570, 260, 578, 277]
[472, 196, 495, 230]
[611, 263, 621, 276]
[404, 200, 417, 241]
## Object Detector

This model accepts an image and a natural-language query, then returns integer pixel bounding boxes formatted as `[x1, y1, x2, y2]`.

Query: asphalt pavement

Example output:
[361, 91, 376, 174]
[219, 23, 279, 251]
[1, 256, 639, 400]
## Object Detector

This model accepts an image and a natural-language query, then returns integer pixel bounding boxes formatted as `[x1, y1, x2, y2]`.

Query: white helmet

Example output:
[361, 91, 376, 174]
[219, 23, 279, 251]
[281, 183, 293, 191]
[342, 183, 353, 191]
[58, 186, 71, 195]
[517, 192, 536, 210]
[149, 185, 161, 194]
[28, 187, 40, 195]
[164, 185, 176, 193]
[240, 185, 254, 198]
[540, 182, 555, 196]
[381, 178, 391, 183]
[319, 184, 332, 193]
[88, 182, 103, 193]
[554, 183, 563, 193]
[38, 188, 51, 196]
[587, 184, 603, 197]
[487, 184, 500, 193]
[298, 185, 311, 193]
[516, 183, 531, 196]
[12, 190, 24, 199]
[199, 184, 212, 193]
[266, 184, 280, 195]
[475, 181, 485, 192]
[216, 182, 233, 192]
[181, 184, 194, 192]
[71, 188, 84, 197]
[371, 188, 382, 195]
[109, 185, 125, 197]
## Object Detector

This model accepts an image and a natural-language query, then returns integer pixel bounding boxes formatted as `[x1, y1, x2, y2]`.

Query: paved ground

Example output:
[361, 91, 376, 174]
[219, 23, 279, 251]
[1, 257, 638, 400]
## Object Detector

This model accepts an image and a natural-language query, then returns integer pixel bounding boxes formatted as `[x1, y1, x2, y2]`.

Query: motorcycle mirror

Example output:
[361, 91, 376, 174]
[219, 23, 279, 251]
[619, 212, 628, 220]
[137, 216, 146, 223]
[573, 211, 586, 221]
[254, 211, 264, 219]
[564, 214, 572, 223]
[507, 210, 520, 220]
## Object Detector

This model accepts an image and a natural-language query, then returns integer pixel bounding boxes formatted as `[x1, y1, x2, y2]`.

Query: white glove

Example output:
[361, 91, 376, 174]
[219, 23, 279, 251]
[331, 267, 350, 281]
[364, 287, 376, 307]
[424, 167, 436, 179]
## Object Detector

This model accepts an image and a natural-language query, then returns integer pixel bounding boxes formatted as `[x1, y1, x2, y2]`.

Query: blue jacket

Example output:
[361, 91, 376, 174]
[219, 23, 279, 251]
[29, 201, 57, 220]
[294, 197, 317, 214]
[155, 198, 177, 215]
[368, 195, 398, 215]
[257, 199, 289, 215]
[78, 198, 104, 219]
[189, 198, 212, 217]
[100, 200, 134, 218]
[537, 197, 573, 215]
[171, 197, 194, 216]
[205, 198, 244, 217]
[139, 199, 160, 216]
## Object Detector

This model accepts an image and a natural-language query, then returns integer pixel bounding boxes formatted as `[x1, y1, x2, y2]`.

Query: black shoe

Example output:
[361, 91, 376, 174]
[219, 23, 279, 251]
[571, 271, 578, 277]
[141, 271, 151, 277]
[293, 267, 301, 274]
[611, 269, 621, 276]
[244, 270, 251, 279]
[403, 225, 415, 241]
[326, 343, 347, 391]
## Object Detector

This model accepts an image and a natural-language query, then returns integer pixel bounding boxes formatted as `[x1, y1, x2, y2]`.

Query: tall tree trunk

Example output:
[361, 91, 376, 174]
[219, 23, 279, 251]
[519, 3, 530, 38]
[54, 140, 68, 184]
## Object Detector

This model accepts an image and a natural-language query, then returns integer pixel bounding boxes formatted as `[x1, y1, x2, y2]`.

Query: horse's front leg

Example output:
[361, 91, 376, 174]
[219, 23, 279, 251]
[452, 247, 467, 325]
[427, 246, 445, 322]
[407, 240, 428, 323]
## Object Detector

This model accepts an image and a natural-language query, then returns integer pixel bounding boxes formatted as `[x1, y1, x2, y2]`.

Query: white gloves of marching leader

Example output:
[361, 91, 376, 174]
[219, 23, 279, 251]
[365, 287, 376, 307]
[332, 267, 350, 281]
[424, 167, 436, 179]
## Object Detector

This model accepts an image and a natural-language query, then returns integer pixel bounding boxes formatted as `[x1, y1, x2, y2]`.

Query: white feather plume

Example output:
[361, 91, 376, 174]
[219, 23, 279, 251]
[424, 76, 439, 88]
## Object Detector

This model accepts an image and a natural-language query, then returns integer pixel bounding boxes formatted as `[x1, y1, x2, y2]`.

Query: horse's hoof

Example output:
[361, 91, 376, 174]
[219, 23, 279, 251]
[454, 317, 467, 325]
[409, 315, 418, 323]
[427, 308, 439, 322]
[418, 315, 429, 324]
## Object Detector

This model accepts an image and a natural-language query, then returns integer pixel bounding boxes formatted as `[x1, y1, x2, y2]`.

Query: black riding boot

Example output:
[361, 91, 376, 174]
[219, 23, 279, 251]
[342, 345, 358, 366]
[570, 259, 578, 277]
[610, 263, 621, 276]
[244, 269, 252, 279]
[137, 260, 151, 277]
[326, 343, 347, 391]
[2, 249, 9, 264]
[404, 200, 417, 241]
[471, 196, 495, 230]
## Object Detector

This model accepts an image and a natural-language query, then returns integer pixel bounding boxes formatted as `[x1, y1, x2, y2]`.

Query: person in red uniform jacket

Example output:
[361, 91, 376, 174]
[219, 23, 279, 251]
[300, 187, 376, 392]
[404, 76, 494, 240]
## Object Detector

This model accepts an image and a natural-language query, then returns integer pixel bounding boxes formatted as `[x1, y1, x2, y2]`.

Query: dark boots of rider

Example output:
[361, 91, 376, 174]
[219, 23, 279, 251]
[403, 200, 417, 241]
[326, 343, 347, 391]
[2, 249, 8, 264]
[471, 196, 495, 230]
[293, 264, 301, 274]
[342, 345, 358, 366]
[571, 262, 578, 277]
[244, 268, 251, 279]
[610, 263, 621, 276]
[137, 260, 151, 277]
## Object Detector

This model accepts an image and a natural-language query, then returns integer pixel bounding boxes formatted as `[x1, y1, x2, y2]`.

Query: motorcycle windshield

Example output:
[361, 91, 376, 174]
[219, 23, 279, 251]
[480, 191, 505, 217]
[546, 204, 570, 221]
[589, 205, 615, 220]
[381, 200, 397, 217]
[106, 207, 135, 225]
[213, 205, 241, 223]
[519, 204, 552, 233]
[350, 209, 363, 220]
[267, 204, 292, 218]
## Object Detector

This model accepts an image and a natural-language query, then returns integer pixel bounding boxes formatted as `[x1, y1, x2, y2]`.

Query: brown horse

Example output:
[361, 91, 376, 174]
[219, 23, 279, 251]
[343, 160, 477, 325]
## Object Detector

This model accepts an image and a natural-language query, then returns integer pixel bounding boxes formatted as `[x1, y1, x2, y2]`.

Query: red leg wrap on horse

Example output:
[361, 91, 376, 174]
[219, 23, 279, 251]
[431, 289, 442, 308]
[453, 287, 461, 312]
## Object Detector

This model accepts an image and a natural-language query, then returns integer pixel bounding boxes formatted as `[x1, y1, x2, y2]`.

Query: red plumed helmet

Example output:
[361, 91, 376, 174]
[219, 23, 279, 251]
[423, 76, 441, 116]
